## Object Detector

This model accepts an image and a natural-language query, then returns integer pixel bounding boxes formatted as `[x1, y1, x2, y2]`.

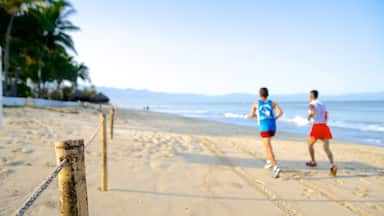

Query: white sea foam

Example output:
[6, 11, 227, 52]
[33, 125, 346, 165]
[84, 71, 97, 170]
[281, 116, 309, 126]
[329, 121, 384, 133]
[224, 113, 248, 119]
[364, 138, 383, 145]
[278, 115, 384, 133]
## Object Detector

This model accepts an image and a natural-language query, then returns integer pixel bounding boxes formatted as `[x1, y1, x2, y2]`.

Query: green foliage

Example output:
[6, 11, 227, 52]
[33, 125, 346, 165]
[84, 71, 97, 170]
[16, 82, 32, 97]
[0, 0, 92, 100]
[82, 87, 97, 97]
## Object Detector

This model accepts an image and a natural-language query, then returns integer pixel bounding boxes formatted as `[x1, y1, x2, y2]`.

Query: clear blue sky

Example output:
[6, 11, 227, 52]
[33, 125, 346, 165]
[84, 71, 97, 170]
[70, 0, 384, 95]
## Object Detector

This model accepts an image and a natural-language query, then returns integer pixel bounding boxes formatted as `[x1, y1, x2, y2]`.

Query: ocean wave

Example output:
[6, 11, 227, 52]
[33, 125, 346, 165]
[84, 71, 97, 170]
[329, 121, 384, 133]
[275, 115, 384, 133]
[281, 116, 309, 126]
[224, 112, 248, 119]
[156, 109, 210, 115]
[364, 138, 383, 145]
[162, 108, 384, 134]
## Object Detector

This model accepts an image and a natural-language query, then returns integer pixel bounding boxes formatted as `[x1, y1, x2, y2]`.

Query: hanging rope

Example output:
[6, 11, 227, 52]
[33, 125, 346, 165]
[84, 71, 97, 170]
[13, 117, 102, 216]
[14, 159, 67, 216]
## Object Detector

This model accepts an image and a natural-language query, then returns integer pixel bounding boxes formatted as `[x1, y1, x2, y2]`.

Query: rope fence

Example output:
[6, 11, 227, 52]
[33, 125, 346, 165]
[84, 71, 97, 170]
[11, 107, 115, 216]
[14, 159, 68, 216]
[85, 123, 101, 147]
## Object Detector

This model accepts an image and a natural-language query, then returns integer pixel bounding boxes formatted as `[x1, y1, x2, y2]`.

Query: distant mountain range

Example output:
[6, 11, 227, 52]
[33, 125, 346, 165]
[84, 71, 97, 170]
[96, 86, 384, 106]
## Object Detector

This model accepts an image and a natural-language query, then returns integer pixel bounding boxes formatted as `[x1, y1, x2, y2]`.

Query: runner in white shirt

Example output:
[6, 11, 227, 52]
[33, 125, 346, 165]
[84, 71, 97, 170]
[306, 90, 337, 177]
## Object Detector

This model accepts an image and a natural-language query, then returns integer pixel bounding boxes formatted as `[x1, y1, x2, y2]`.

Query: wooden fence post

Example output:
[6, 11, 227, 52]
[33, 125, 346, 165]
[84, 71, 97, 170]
[109, 107, 115, 140]
[55, 140, 89, 216]
[100, 113, 107, 192]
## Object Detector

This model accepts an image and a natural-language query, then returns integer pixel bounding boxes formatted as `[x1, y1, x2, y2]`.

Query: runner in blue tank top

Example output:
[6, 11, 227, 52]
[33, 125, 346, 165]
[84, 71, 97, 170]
[258, 99, 277, 133]
[249, 87, 284, 178]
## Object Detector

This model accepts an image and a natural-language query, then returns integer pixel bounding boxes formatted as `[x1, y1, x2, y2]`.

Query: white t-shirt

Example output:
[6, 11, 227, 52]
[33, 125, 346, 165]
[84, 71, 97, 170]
[310, 100, 328, 124]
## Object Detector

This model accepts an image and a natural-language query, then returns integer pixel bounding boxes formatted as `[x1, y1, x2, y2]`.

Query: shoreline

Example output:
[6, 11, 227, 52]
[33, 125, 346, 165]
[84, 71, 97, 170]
[120, 107, 383, 148]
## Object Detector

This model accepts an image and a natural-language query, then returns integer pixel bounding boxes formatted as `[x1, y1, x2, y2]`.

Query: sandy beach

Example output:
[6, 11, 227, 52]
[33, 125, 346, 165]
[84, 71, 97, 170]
[0, 107, 383, 216]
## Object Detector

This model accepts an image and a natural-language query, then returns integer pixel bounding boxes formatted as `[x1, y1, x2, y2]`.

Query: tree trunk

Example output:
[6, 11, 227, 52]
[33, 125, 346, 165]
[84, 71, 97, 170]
[3, 13, 16, 96]
[10, 68, 20, 97]
[73, 78, 78, 91]
[37, 47, 45, 98]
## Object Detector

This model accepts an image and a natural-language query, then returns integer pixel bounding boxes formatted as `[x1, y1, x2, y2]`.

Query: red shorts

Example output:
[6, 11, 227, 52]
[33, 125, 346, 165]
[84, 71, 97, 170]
[260, 131, 276, 138]
[310, 124, 333, 139]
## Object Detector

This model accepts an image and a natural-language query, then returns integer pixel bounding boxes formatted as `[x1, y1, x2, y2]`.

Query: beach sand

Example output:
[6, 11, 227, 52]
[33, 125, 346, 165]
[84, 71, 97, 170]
[0, 107, 383, 216]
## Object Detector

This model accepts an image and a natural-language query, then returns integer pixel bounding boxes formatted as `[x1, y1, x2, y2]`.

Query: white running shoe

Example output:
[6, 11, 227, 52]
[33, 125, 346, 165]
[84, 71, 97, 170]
[272, 166, 281, 178]
[264, 160, 273, 169]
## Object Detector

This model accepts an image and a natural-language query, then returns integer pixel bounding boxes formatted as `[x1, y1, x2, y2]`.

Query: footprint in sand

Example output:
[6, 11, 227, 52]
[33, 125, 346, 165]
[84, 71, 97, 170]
[149, 161, 165, 169]
[230, 182, 243, 189]
[281, 176, 291, 181]
[292, 174, 302, 180]
[174, 144, 188, 153]
[367, 203, 380, 211]
[45, 162, 56, 168]
[43, 200, 57, 209]
[11, 148, 21, 153]
[0, 157, 7, 166]
[353, 186, 368, 198]
[0, 168, 14, 177]
[166, 150, 176, 157]
[21, 148, 33, 154]
[302, 188, 315, 198]
[336, 179, 344, 185]
[6, 160, 25, 166]
[303, 171, 317, 176]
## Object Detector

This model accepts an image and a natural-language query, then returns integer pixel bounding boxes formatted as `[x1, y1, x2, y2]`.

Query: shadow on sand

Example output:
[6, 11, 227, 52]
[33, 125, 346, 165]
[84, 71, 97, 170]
[109, 153, 384, 203]
[109, 188, 384, 203]
[179, 152, 384, 178]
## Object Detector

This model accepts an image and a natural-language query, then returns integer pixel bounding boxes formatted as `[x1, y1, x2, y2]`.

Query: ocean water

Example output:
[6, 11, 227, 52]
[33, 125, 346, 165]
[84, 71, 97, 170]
[135, 100, 384, 147]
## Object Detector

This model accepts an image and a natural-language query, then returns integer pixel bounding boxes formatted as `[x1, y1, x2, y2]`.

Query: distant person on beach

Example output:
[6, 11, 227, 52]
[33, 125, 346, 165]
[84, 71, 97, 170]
[249, 87, 284, 178]
[306, 90, 337, 177]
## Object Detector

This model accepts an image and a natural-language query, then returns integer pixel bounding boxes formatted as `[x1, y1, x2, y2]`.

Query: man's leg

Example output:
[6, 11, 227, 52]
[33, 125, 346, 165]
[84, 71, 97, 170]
[321, 139, 334, 164]
[307, 137, 317, 162]
[321, 139, 337, 176]
[262, 137, 277, 166]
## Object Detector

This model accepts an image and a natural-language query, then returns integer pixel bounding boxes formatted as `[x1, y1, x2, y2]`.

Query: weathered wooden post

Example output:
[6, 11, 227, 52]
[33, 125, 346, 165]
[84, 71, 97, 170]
[109, 107, 115, 140]
[55, 140, 89, 216]
[100, 113, 107, 191]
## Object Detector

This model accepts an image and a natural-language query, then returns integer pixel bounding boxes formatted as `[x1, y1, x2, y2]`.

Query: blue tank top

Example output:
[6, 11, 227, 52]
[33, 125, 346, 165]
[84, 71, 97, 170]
[257, 100, 276, 132]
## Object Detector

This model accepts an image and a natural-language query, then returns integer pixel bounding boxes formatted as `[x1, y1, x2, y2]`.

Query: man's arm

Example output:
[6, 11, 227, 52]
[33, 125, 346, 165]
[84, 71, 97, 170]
[307, 104, 316, 121]
[248, 101, 258, 118]
[272, 102, 284, 120]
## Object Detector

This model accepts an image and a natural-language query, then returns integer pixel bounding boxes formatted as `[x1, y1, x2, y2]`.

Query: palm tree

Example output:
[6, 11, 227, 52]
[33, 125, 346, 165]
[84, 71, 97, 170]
[0, 0, 37, 96]
[0, 1, 19, 96]
[34, 0, 79, 97]
[1, 0, 94, 100]
[73, 62, 90, 89]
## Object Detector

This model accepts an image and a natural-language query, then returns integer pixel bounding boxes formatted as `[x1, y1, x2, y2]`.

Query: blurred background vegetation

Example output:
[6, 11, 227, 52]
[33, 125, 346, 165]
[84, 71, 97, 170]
[0, 0, 108, 103]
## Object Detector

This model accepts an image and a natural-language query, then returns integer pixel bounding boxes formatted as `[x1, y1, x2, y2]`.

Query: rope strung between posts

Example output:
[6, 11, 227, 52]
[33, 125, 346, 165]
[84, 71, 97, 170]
[14, 159, 67, 216]
[13, 118, 102, 216]
[85, 124, 101, 147]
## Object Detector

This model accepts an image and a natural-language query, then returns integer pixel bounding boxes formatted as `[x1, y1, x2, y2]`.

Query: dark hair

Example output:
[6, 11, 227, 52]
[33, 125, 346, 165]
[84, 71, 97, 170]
[310, 90, 319, 99]
[259, 87, 269, 98]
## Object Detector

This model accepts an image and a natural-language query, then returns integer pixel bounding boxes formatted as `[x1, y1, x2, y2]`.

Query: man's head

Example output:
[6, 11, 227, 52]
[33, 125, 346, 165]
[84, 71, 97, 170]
[259, 87, 269, 99]
[310, 90, 319, 101]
